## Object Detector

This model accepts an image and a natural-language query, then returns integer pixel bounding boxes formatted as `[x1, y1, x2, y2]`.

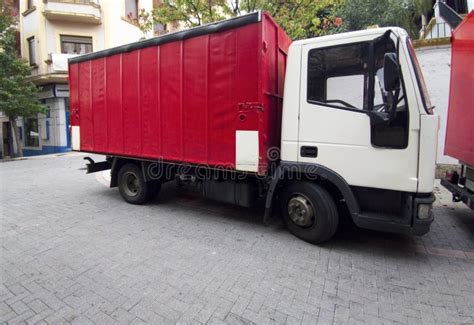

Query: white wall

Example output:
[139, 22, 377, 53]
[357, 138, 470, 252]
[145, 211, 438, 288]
[102, 0, 153, 48]
[415, 45, 457, 165]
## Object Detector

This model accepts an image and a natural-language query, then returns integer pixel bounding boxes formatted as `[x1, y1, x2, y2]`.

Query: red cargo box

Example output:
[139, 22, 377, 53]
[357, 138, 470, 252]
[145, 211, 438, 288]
[69, 12, 291, 175]
[445, 11, 474, 166]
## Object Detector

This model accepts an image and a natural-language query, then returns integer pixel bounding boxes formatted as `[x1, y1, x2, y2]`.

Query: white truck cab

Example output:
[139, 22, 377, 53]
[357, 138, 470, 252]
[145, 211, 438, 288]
[274, 28, 439, 239]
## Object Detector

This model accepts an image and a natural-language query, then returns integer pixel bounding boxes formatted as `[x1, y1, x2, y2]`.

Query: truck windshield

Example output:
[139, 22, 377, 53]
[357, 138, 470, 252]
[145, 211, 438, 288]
[407, 38, 433, 114]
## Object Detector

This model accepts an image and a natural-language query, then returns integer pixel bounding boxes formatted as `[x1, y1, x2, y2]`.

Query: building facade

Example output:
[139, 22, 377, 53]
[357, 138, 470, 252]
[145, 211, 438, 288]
[4, 0, 153, 157]
[421, 0, 473, 39]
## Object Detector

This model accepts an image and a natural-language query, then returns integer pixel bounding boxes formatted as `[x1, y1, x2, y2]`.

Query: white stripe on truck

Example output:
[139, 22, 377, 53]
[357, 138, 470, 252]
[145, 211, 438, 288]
[72, 126, 80, 151]
[236, 130, 259, 172]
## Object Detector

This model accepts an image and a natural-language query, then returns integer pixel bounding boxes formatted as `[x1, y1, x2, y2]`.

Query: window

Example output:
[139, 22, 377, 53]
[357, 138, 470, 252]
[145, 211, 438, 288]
[27, 36, 36, 66]
[60, 35, 93, 55]
[24, 117, 39, 147]
[307, 36, 409, 149]
[125, 0, 138, 19]
[307, 37, 399, 112]
[307, 42, 371, 110]
[326, 75, 365, 109]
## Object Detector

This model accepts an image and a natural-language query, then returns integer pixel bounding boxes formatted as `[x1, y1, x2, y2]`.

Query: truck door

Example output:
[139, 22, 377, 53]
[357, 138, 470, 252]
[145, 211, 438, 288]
[298, 33, 420, 193]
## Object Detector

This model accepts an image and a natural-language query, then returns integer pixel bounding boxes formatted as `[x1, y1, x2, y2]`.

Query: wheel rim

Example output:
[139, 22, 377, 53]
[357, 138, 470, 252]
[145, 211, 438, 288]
[288, 194, 315, 227]
[123, 172, 140, 197]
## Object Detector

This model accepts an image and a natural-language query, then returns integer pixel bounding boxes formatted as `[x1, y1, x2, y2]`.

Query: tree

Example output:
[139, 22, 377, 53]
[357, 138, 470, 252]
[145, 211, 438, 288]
[257, 0, 344, 39]
[138, 0, 234, 34]
[336, 0, 432, 38]
[0, 6, 44, 157]
[139, 0, 343, 40]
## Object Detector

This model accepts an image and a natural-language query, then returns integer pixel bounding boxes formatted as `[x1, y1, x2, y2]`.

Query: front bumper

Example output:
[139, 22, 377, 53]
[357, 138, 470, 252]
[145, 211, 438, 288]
[353, 193, 435, 236]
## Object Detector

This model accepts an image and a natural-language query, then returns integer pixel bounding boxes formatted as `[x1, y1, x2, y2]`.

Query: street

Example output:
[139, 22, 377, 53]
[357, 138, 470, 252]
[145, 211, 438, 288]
[1, 153, 473, 324]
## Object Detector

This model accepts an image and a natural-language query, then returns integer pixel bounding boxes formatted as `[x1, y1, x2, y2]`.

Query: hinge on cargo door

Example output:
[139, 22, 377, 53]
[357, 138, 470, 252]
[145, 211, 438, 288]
[238, 102, 264, 112]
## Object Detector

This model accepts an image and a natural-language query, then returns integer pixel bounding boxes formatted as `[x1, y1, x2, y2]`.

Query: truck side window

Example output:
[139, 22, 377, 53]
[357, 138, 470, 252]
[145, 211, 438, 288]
[326, 75, 365, 109]
[307, 38, 409, 149]
[307, 42, 370, 110]
[371, 36, 409, 149]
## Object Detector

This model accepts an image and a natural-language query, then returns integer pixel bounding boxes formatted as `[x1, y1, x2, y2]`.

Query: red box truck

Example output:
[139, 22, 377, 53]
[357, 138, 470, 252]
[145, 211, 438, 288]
[69, 12, 290, 175]
[70, 12, 440, 243]
[441, 11, 474, 210]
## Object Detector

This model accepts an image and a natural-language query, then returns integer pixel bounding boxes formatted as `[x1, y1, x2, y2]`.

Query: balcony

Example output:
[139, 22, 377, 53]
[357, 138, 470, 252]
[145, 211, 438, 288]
[42, 0, 101, 25]
[422, 21, 452, 39]
[28, 53, 78, 85]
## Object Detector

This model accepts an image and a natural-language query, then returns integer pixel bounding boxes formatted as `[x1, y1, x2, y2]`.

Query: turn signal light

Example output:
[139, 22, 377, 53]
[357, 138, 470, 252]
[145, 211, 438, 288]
[418, 204, 432, 220]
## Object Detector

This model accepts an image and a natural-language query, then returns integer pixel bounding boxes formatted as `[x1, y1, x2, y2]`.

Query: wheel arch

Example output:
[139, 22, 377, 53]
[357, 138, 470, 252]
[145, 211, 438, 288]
[110, 157, 171, 188]
[264, 162, 360, 221]
[110, 157, 142, 188]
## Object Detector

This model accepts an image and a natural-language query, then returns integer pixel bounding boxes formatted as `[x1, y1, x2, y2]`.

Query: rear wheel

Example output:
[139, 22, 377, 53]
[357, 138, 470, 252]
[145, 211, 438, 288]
[118, 163, 156, 204]
[280, 182, 339, 244]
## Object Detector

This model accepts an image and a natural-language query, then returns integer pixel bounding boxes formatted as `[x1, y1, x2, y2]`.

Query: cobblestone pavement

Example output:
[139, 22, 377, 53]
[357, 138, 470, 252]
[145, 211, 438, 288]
[1, 153, 473, 325]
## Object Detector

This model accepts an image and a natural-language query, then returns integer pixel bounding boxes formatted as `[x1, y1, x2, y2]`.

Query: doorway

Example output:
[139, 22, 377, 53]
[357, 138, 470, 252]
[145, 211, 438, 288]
[2, 122, 11, 158]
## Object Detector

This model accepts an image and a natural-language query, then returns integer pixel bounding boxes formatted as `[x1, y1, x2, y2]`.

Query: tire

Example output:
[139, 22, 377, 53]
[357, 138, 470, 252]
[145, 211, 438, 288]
[118, 163, 153, 204]
[280, 182, 339, 244]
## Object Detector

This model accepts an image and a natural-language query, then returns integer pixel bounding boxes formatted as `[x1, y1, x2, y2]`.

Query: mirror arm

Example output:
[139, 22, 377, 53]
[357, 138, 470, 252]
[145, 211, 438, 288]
[367, 42, 376, 112]
[389, 88, 401, 123]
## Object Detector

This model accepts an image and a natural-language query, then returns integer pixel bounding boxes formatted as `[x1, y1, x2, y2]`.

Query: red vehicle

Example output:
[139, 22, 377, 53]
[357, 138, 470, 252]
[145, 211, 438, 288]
[441, 11, 474, 210]
[69, 12, 290, 176]
[69, 12, 439, 243]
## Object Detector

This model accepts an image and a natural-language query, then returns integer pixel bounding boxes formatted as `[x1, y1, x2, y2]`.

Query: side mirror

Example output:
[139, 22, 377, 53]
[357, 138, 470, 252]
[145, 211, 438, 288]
[383, 53, 400, 92]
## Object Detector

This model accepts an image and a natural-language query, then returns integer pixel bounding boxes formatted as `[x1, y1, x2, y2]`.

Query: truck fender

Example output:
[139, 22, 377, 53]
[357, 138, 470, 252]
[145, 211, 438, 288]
[110, 157, 136, 188]
[264, 162, 360, 222]
[110, 157, 120, 188]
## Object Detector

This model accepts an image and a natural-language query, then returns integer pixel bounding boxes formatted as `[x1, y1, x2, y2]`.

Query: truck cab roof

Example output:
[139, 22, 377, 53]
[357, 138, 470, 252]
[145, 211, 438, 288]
[291, 27, 408, 48]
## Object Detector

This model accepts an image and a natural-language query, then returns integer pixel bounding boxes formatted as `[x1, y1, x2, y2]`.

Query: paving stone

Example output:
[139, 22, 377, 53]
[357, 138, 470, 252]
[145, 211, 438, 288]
[0, 154, 473, 324]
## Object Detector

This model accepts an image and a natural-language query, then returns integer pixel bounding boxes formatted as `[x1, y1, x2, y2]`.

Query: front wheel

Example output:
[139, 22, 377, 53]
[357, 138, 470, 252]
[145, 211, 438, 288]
[280, 182, 339, 244]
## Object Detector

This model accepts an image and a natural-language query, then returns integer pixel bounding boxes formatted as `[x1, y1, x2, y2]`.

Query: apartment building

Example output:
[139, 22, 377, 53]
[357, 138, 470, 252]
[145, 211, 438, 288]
[6, 0, 153, 157]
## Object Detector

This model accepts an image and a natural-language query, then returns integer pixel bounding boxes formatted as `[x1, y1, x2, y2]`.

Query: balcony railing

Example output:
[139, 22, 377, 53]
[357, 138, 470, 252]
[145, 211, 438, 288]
[45, 0, 100, 6]
[422, 21, 452, 39]
[42, 0, 101, 24]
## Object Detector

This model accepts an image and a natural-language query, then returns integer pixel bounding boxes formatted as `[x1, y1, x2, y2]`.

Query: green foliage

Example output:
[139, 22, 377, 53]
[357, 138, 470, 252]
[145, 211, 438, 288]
[139, 0, 432, 40]
[258, 0, 344, 39]
[0, 7, 44, 120]
[1, 6, 44, 156]
[138, 0, 234, 34]
[139, 0, 343, 40]
[336, 0, 432, 37]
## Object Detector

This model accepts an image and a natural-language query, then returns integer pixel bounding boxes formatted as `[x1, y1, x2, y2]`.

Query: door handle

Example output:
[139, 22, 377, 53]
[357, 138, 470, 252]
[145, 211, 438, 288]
[300, 146, 318, 158]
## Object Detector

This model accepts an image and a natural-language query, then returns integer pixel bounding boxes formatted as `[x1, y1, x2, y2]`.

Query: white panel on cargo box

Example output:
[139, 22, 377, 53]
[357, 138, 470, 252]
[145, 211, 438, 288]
[236, 131, 259, 172]
[72, 126, 80, 151]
